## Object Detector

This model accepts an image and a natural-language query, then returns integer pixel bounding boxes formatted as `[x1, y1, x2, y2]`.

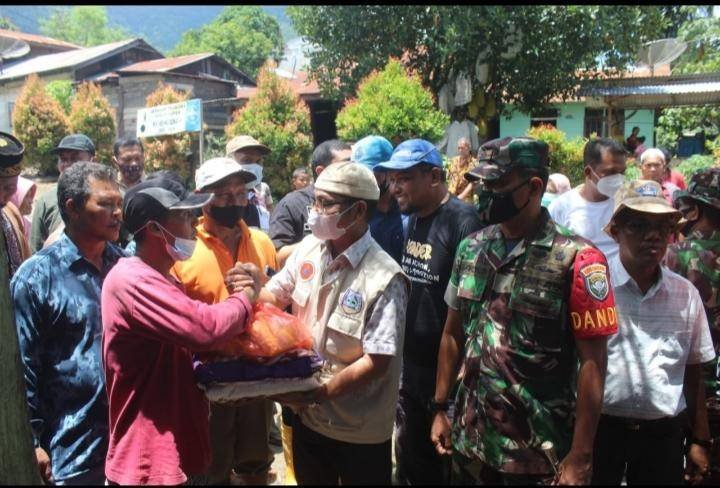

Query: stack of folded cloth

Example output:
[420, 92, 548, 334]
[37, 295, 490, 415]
[194, 302, 324, 402]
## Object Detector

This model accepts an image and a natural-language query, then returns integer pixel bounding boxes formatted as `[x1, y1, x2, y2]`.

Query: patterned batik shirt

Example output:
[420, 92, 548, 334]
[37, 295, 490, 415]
[666, 230, 720, 397]
[444, 209, 617, 475]
[11, 233, 125, 482]
[446, 155, 478, 202]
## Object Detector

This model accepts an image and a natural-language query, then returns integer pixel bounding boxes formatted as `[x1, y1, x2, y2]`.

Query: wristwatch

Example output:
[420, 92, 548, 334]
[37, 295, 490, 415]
[428, 399, 450, 414]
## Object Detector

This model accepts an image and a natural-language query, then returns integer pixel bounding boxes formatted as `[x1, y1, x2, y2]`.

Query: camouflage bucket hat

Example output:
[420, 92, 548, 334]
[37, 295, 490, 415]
[604, 179, 681, 233]
[465, 137, 549, 181]
[672, 167, 720, 210]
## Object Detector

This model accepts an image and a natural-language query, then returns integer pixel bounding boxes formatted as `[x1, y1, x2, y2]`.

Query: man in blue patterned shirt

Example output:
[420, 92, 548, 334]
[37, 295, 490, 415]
[11, 162, 124, 485]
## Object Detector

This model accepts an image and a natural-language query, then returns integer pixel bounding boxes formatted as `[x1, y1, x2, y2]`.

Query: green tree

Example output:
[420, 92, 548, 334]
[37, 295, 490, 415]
[68, 83, 117, 164]
[39, 6, 128, 47]
[12, 74, 70, 175]
[527, 124, 587, 186]
[226, 64, 313, 197]
[45, 80, 74, 114]
[288, 6, 666, 113]
[0, 16, 18, 30]
[142, 83, 193, 179]
[172, 6, 283, 78]
[336, 59, 449, 144]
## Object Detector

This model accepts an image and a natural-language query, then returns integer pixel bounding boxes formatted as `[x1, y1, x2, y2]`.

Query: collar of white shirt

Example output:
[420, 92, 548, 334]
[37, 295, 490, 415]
[609, 253, 669, 300]
[320, 229, 374, 273]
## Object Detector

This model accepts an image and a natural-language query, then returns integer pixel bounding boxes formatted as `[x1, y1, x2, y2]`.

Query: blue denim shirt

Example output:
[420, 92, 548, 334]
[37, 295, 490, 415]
[11, 233, 125, 482]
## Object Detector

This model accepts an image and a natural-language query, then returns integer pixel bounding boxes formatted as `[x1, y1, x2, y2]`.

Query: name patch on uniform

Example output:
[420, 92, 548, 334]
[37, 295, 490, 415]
[580, 263, 609, 301]
[340, 289, 364, 315]
[299, 261, 315, 281]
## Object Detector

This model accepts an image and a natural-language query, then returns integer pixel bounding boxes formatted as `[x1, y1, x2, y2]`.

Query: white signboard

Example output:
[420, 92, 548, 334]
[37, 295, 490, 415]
[136, 98, 202, 138]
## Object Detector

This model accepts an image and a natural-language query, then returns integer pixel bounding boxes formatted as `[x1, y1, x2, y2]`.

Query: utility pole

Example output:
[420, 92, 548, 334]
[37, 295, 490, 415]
[0, 236, 41, 484]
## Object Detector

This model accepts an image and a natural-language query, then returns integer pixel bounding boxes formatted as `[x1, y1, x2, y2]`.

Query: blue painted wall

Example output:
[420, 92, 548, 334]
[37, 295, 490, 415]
[624, 109, 655, 144]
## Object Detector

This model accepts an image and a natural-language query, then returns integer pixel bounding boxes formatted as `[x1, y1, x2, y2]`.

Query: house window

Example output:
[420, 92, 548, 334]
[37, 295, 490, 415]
[530, 108, 559, 129]
[7, 102, 14, 128]
[584, 109, 605, 138]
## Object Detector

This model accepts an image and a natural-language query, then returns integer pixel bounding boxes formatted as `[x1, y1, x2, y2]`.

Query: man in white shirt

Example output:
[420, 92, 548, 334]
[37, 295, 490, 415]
[593, 179, 715, 485]
[549, 138, 627, 261]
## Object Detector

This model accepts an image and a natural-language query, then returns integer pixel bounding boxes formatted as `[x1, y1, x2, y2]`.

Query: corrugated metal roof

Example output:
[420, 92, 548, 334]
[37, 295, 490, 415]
[118, 53, 214, 73]
[583, 81, 720, 97]
[237, 69, 320, 99]
[0, 38, 161, 81]
[0, 28, 80, 49]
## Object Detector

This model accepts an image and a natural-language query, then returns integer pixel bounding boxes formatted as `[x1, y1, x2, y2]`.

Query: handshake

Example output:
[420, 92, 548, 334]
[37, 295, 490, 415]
[225, 262, 262, 303]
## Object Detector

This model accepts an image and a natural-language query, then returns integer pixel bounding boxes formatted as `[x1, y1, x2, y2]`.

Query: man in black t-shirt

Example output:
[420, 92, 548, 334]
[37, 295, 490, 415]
[376, 139, 483, 485]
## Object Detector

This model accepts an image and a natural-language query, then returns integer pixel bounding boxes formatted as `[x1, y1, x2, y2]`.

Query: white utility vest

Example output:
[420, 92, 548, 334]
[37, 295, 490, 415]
[290, 234, 408, 444]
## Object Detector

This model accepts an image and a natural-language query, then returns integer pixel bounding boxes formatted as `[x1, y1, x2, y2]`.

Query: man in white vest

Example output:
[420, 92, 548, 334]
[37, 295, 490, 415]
[260, 161, 409, 485]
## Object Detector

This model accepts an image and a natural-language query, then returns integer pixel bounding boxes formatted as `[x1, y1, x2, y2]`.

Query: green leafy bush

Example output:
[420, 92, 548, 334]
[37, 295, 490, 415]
[656, 105, 720, 150]
[142, 83, 194, 179]
[12, 74, 70, 175]
[226, 65, 314, 197]
[45, 80, 74, 114]
[676, 155, 716, 180]
[68, 83, 116, 164]
[336, 59, 449, 145]
[526, 124, 587, 186]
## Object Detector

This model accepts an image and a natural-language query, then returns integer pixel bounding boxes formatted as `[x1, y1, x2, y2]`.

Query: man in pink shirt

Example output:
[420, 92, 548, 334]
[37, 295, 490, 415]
[101, 177, 261, 485]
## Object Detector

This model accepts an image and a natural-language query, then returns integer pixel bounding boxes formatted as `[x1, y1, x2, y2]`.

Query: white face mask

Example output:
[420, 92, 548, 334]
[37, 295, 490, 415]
[307, 204, 357, 241]
[592, 170, 624, 198]
[242, 163, 263, 189]
[140, 221, 196, 261]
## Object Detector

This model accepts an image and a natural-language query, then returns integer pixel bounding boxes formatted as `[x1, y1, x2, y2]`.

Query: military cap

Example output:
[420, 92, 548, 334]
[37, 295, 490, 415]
[0, 131, 25, 177]
[465, 137, 549, 181]
[672, 167, 720, 211]
[52, 134, 95, 155]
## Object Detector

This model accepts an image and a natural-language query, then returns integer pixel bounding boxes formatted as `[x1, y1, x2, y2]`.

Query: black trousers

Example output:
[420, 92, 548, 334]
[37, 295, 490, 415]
[592, 413, 686, 485]
[292, 415, 392, 485]
[395, 390, 451, 485]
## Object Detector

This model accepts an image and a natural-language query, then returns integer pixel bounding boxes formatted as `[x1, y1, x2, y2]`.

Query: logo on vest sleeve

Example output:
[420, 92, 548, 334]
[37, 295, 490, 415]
[340, 289, 364, 315]
[299, 261, 315, 281]
[580, 263, 609, 301]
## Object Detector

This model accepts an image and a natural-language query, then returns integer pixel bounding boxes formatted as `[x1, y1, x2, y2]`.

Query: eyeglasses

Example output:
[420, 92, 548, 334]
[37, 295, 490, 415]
[311, 198, 349, 215]
[623, 220, 677, 237]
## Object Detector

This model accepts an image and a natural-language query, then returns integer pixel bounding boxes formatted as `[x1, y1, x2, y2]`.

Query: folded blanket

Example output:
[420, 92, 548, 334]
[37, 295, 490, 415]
[193, 353, 323, 385]
[200, 374, 323, 403]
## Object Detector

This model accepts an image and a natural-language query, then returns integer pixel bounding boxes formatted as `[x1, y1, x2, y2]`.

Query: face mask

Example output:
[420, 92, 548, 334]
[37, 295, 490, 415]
[209, 204, 248, 228]
[475, 179, 531, 224]
[591, 170, 624, 198]
[120, 165, 143, 183]
[308, 204, 357, 241]
[142, 221, 196, 261]
[242, 163, 263, 188]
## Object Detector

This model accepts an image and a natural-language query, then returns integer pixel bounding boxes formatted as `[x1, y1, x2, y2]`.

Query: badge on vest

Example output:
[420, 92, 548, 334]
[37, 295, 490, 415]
[340, 289, 364, 315]
[299, 261, 315, 281]
[580, 263, 609, 301]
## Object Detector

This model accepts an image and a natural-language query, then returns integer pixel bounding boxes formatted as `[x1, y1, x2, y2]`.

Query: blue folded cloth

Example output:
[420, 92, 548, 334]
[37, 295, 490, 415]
[193, 354, 323, 385]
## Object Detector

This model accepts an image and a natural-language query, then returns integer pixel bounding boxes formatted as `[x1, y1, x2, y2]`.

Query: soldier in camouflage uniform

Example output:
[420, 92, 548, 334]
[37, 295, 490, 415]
[430, 137, 618, 485]
[668, 168, 720, 483]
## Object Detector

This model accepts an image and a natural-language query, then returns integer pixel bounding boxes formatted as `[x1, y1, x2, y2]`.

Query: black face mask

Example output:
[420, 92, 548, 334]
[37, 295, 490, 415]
[209, 205, 248, 228]
[120, 165, 143, 183]
[475, 179, 531, 224]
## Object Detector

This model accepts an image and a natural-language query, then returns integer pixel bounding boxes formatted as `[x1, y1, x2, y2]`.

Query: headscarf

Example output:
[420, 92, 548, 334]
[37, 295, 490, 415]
[10, 176, 36, 212]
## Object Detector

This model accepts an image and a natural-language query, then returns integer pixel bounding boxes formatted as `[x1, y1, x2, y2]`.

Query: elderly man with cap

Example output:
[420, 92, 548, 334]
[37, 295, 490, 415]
[101, 176, 261, 485]
[351, 135, 405, 263]
[431, 137, 617, 485]
[171, 157, 279, 485]
[592, 179, 714, 485]
[374, 138, 482, 485]
[11, 162, 123, 485]
[0, 131, 30, 277]
[29, 133, 96, 252]
[259, 161, 409, 485]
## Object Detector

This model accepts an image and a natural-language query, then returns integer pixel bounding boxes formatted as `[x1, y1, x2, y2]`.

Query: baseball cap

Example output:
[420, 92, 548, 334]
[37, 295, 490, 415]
[466, 137, 549, 182]
[195, 157, 256, 191]
[226, 135, 271, 157]
[351, 135, 393, 171]
[52, 134, 95, 155]
[123, 177, 212, 234]
[314, 161, 380, 201]
[0, 131, 24, 177]
[604, 179, 681, 233]
[673, 167, 720, 211]
[374, 139, 443, 172]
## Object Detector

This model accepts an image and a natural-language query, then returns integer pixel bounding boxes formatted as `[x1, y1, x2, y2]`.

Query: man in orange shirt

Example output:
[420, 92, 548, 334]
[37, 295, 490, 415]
[172, 156, 279, 485]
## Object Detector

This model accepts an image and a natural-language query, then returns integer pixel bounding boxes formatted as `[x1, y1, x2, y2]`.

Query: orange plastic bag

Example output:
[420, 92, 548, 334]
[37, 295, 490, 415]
[212, 302, 313, 359]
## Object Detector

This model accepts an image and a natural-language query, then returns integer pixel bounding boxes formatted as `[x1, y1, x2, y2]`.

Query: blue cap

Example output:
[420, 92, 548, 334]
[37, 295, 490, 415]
[351, 135, 393, 171]
[374, 138, 443, 172]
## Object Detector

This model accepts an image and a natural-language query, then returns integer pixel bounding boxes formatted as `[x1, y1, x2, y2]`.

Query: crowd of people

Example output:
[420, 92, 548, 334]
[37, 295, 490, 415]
[0, 126, 718, 487]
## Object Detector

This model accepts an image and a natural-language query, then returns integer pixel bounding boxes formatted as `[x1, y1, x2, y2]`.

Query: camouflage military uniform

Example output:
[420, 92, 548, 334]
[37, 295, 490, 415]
[446, 208, 618, 478]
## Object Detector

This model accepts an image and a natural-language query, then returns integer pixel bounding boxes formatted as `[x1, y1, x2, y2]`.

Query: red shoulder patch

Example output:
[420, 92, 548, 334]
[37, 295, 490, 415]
[569, 247, 618, 339]
[299, 261, 315, 281]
